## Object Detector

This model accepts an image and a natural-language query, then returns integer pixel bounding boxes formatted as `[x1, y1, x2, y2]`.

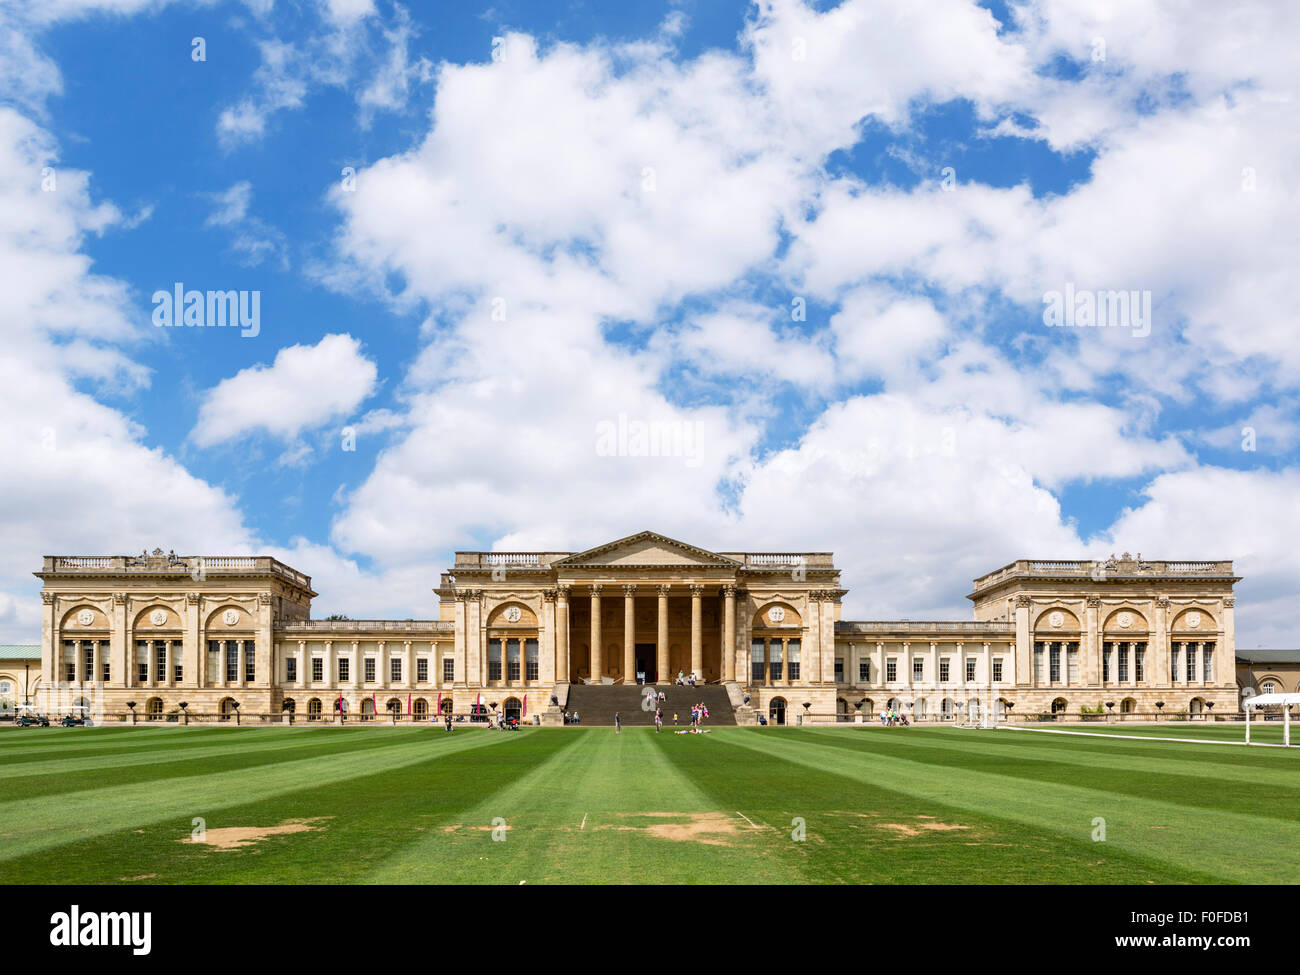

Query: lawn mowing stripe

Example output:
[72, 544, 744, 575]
[656, 731, 1215, 884]
[808, 726, 1300, 790]
[0, 727, 260, 757]
[0, 728, 509, 861]
[0, 727, 381, 780]
[0, 731, 430, 801]
[797, 727, 1300, 821]
[368, 728, 798, 884]
[723, 728, 1300, 884]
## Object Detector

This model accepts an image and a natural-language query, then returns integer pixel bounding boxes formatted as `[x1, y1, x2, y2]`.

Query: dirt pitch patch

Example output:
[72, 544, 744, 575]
[183, 817, 331, 851]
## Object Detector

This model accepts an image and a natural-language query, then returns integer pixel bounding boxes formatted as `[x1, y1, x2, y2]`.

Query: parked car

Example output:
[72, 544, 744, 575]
[17, 714, 49, 727]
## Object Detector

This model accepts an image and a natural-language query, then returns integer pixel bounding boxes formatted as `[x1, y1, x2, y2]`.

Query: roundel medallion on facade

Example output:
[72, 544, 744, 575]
[1117, 611, 1133, 629]
[222, 608, 240, 626]
[504, 606, 522, 623]
[150, 609, 167, 626]
[768, 606, 786, 623]
[1187, 611, 1201, 629]
[76, 609, 94, 627]
[1049, 611, 1064, 628]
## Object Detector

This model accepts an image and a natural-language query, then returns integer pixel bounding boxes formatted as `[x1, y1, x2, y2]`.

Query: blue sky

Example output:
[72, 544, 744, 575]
[2, 0, 1297, 646]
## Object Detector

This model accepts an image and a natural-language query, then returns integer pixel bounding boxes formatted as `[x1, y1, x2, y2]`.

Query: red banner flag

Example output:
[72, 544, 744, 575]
[407, 692, 411, 716]
[522, 694, 527, 718]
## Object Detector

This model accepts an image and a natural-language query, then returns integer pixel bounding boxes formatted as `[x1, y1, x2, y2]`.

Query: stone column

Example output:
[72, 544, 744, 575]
[656, 585, 670, 683]
[164, 640, 174, 686]
[1222, 597, 1236, 688]
[92, 640, 102, 687]
[902, 642, 911, 690]
[689, 585, 703, 679]
[1014, 596, 1031, 687]
[722, 586, 736, 682]
[352, 641, 362, 690]
[1084, 597, 1101, 686]
[1153, 597, 1171, 686]
[405, 641, 414, 689]
[299, 641, 308, 689]
[589, 585, 603, 683]
[237, 638, 247, 686]
[622, 585, 637, 683]
[556, 587, 570, 682]
[74, 638, 86, 685]
[875, 641, 885, 689]
[185, 592, 201, 690]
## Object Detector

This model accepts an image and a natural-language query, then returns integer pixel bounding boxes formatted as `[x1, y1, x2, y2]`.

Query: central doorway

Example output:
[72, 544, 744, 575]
[634, 643, 657, 684]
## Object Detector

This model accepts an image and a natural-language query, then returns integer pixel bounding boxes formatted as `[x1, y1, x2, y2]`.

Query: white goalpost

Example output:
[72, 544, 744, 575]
[1243, 692, 1300, 746]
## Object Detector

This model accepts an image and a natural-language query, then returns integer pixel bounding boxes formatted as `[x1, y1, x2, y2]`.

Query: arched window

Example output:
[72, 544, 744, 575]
[307, 698, 322, 721]
[1189, 697, 1205, 715]
[282, 698, 296, 714]
[836, 698, 849, 723]
[1120, 697, 1136, 714]
[386, 698, 402, 719]
[914, 696, 927, 720]
[361, 698, 376, 720]
[1261, 680, 1277, 695]
[413, 698, 428, 720]
[769, 697, 787, 726]
[219, 697, 237, 720]
[146, 697, 163, 720]
[886, 697, 902, 713]
[439, 697, 454, 715]
[1051, 697, 1068, 715]
[941, 698, 956, 720]
[860, 698, 874, 717]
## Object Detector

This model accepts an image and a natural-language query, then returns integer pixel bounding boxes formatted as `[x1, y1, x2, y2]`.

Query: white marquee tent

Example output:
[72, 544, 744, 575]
[1242, 693, 1300, 745]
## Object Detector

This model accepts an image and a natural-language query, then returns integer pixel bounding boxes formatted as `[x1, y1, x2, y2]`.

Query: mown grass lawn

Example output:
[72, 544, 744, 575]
[1, 724, 1297, 884]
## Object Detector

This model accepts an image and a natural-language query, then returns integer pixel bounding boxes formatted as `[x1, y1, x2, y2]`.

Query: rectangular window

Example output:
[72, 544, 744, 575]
[138, 641, 151, 683]
[390, 658, 402, 683]
[770, 642, 783, 682]
[286, 657, 297, 683]
[859, 658, 871, 683]
[939, 659, 950, 683]
[912, 658, 923, 681]
[507, 640, 521, 681]
[171, 661, 179, 683]
[1118, 643, 1129, 682]
[886, 659, 897, 682]
[788, 640, 800, 681]
[526, 639, 539, 682]
[992, 658, 1003, 682]
[1203, 643, 1214, 682]
[84, 644, 95, 682]
[156, 644, 167, 681]
[1170, 645, 1179, 682]
[364, 658, 376, 683]
[751, 639, 765, 683]
[312, 657, 323, 682]
[443, 658, 455, 683]
[417, 658, 428, 683]
[1034, 642, 1045, 682]
[1135, 643, 1145, 682]
[1103, 643, 1111, 682]
[225, 642, 239, 683]
[338, 657, 350, 683]
[488, 639, 503, 681]
[207, 640, 221, 683]
[1067, 643, 1079, 684]
[244, 643, 255, 683]
[1186, 644, 1197, 682]
[63, 640, 76, 683]
[1049, 644, 1061, 683]
[965, 658, 977, 683]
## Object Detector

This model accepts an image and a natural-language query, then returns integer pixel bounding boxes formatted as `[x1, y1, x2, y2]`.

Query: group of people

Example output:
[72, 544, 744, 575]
[673, 670, 699, 687]
[880, 709, 910, 727]
[563, 711, 582, 724]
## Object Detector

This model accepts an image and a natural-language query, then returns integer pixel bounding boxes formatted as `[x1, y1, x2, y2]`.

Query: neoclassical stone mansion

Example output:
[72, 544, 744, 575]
[35, 532, 1240, 724]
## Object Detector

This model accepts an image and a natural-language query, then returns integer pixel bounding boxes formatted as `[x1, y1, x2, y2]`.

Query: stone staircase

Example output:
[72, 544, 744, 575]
[562, 683, 737, 726]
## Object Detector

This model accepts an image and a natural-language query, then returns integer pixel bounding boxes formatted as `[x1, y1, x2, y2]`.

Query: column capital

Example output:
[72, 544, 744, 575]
[542, 588, 557, 602]
[41, 590, 54, 604]
[590, 583, 604, 596]
[688, 584, 705, 597]
[622, 584, 638, 596]
[1223, 597, 1235, 608]
[1015, 595, 1033, 608]
[556, 585, 571, 601]
[721, 584, 737, 598]
[1086, 596, 1102, 608]
[1155, 596, 1171, 609]
[656, 584, 672, 597]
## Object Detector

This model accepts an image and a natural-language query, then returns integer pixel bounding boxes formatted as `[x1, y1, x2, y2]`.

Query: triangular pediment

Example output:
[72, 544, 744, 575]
[553, 531, 739, 567]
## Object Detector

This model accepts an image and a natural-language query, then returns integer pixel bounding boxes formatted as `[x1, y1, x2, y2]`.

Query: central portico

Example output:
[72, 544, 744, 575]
[440, 531, 844, 709]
